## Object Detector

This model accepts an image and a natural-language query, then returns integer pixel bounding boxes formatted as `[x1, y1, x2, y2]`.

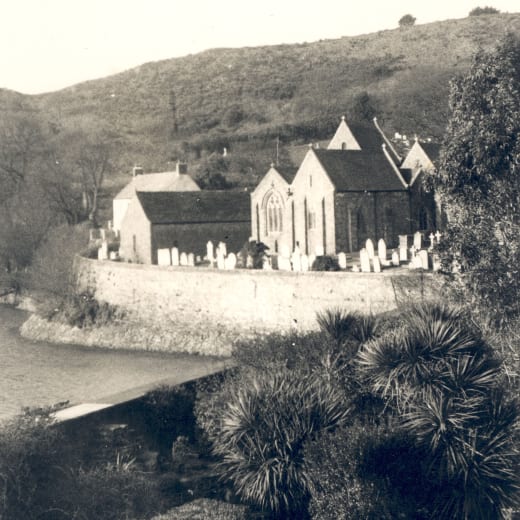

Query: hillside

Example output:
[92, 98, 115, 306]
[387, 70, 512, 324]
[2, 13, 520, 186]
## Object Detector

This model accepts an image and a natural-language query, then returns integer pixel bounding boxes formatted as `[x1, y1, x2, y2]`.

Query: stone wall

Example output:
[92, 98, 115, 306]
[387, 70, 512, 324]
[77, 256, 440, 334]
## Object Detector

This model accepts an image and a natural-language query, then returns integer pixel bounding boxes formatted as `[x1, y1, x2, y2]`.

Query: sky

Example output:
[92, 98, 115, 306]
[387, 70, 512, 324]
[2, 0, 519, 95]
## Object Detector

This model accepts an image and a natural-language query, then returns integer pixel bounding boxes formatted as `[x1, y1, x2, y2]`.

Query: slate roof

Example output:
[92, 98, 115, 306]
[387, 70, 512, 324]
[313, 148, 406, 192]
[136, 191, 251, 224]
[115, 172, 200, 200]
[277, 166, 298, 184]
[420, 142, 441, 163]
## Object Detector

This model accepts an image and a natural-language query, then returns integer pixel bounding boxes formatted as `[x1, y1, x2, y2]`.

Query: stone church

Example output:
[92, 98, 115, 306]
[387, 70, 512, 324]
[251, 117, 438, 255]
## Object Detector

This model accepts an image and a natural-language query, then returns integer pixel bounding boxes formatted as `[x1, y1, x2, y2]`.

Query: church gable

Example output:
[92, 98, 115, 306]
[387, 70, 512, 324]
[327, 116, 361, 150]
[291, 149, 336, 194]
[401, 141, 438, 186]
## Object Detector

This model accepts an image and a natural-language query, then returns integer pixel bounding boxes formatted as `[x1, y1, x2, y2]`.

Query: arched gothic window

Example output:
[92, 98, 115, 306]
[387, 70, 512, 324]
[265, 191, 284, 235]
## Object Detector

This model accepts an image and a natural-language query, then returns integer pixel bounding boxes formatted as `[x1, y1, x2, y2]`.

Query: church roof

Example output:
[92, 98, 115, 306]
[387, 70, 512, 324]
[136, 191, 250, 224]
[277, 166, 299, 184]
[313, 148, 407, 192]
[419, 142, 441, 162]
[115, 171, 200, 200]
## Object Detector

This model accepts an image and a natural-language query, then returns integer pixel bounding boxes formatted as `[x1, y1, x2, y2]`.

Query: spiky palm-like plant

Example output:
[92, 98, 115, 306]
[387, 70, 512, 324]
[212, 370, 350, 518]
[358, 302, 519, 519]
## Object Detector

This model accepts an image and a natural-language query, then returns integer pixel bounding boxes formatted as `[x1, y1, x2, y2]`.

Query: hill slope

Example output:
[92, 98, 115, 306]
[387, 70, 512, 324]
[2, 13, 520, 175]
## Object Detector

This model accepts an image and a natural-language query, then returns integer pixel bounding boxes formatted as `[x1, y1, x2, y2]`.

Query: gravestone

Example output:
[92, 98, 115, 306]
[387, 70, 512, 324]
[218, 241, 227, 258]
[432, 254, 441, 272]
[410, 255, 423, 269]
[378, 239, 387, 262]
[399, 246, 408, 262]
[171, 247, 180, 267]
[372, 256, 381, 273]
[365, 239, 375, 260]
[351, 264, 360, 272]
[225, 253, 237, 270]
[278, 256, 291, 271]
[391, 251, 400, 266]
[246, 254, 253, 269]
[338, 252, 347, 270]
[435, 230, 442, 243]
[180, 252, 188, 266]
[217, 251, 226, 270]
[360, 248, 371, 273]
[399, 234, 408, 250]
[419, 250, 429, 270]
[157, 248, 171, 266]
[413, 231, 422, 250]
[98, 241, 108, 261]
[196, 255, 201, 264]
[301, 254, 309, 272]
[206, 241, 214, 266]
[187, 253, 195, 267]
[109, 251, 118, 261]
[429, 233, 435, 251]
[291, 252, 302, 272]
[409, 246, 416, 259]
[315, 245, 324, 257]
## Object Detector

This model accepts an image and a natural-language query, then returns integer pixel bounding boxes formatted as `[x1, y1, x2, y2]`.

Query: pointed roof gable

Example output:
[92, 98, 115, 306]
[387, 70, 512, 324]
[327, 116, 361, 150]
[115, 171, 200, 200]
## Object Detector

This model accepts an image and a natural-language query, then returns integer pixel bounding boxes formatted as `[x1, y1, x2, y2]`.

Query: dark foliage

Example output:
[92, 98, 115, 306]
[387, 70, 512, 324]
[311, 255, 340, 271]
[399, 14, 416, 27]
[469, 6, 500, 16]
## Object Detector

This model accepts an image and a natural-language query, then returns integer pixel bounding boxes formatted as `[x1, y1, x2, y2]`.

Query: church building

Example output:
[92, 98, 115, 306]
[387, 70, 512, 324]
[251, 117, 438, 255]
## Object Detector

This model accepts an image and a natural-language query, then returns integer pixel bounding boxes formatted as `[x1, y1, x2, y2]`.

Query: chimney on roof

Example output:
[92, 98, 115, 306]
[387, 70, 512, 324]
[176, 161, 188, 175]
[132, 166, 144, 177]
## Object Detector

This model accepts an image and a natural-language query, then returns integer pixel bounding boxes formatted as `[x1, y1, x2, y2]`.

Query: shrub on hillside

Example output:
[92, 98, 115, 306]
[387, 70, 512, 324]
[399, 14, 416, 27]
[469, 6, 500, 16]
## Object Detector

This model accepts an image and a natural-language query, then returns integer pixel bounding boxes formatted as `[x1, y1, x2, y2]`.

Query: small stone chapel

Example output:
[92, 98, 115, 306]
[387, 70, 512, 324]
[250, 116, 438, 255]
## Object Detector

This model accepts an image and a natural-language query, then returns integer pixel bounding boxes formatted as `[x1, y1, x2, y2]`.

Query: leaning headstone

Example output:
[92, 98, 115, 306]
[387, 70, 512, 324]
[187, 253, 195, 267]
[360, 248, 371, 272]
[180, 252, 188, 266]
[365, 239, 375, 260]
[157, 248, 171, 266]
[378, 239, 387, 262]
[338, 252, 347, 270]
[225, 253, 237, 270]
[315, 245, 325, 257]
[419, 250, 429, 270]
[391, 251, 400, 266]
[171, 247, 180, 267]
[372, 256, 381, 273]
[413, 231, 422, 250]
[301, 254, 309, 272]
[399, 246, 408, 262]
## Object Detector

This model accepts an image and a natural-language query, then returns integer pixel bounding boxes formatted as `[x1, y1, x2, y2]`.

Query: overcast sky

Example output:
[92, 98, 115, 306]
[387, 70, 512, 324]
[2, 0, 518, 95]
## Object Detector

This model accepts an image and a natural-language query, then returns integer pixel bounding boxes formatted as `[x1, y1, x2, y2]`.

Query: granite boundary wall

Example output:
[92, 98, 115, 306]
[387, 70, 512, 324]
[76, 256, 440, 334]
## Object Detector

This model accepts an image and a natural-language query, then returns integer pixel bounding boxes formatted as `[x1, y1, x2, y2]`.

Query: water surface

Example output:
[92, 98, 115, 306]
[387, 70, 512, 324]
[0, 305, 224, 421]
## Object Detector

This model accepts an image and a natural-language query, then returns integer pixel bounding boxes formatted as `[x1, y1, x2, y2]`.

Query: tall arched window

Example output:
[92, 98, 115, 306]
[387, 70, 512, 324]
[265, 191, 284, 235]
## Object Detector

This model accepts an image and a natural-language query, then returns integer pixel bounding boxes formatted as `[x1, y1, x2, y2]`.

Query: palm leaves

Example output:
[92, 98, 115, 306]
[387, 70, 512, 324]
[358, 302, 519, 518]
[211, 370, 350, 517]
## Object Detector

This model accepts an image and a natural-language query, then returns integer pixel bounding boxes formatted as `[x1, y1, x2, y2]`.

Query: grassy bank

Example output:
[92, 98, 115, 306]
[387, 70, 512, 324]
[20, 313, 246, 357]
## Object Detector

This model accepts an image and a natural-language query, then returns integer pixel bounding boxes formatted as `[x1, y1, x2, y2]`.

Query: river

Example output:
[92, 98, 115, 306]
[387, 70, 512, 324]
[0, 305, 227, 421]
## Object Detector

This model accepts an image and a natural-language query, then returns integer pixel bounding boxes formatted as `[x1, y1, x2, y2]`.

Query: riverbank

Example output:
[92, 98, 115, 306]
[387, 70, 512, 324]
[20, 313, 249, 357]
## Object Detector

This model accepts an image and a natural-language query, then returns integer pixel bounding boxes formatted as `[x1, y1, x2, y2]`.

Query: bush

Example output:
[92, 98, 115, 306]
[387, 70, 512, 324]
[238, 240, 269, 269]
[44, 290, 124, 328]
[305, 423, 428, 519]
[208, 370, 350, 518]
[469, 6, 500, 16]
[357, 302, 520, 518]
[399, 14, 416, 27]
[311, 255, 339, 271]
